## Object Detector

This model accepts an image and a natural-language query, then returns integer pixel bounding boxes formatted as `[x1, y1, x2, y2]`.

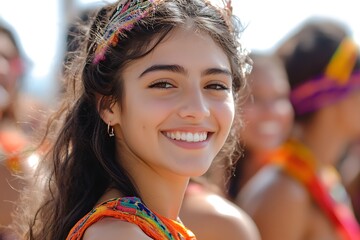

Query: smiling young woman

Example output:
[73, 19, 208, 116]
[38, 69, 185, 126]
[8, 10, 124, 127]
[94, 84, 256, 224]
[10, 0, 255, 239]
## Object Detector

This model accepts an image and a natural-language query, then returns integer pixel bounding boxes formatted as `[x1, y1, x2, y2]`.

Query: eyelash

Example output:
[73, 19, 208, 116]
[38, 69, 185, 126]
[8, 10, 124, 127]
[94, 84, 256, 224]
[148, 80, 174, 89]
[205, 83, 230, 91]
[148, 80, 230, 91]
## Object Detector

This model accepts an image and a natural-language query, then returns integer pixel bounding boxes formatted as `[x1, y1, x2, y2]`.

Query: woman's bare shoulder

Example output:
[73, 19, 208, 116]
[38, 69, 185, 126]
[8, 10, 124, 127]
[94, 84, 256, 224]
[236, 165, 312, 240]
[237, 164, 310, 209]
[181, 189, 260, 240]
[83, 217, 152, 240]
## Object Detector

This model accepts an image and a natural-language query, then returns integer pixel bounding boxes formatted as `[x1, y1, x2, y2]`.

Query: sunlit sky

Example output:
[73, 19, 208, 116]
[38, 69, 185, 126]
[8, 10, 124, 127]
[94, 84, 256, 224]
[232, 0, 359, 52]
[0, 0, 359, 104]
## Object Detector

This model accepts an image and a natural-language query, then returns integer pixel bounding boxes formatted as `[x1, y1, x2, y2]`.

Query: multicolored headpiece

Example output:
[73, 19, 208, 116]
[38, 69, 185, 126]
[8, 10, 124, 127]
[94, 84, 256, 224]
[92, 0, 234, 64]
[290, 37, 360, 116]
[93, 0, 160, 64]
[213, 0, 233, 14]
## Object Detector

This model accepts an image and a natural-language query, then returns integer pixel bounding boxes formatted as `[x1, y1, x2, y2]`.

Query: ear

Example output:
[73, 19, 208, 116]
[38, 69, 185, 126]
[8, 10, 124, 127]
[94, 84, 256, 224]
[97, 95, 121, 126]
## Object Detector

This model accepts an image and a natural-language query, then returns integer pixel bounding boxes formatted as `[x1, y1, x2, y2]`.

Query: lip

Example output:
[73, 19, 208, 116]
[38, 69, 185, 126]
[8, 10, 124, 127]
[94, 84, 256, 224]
[161, 130, 214, 150]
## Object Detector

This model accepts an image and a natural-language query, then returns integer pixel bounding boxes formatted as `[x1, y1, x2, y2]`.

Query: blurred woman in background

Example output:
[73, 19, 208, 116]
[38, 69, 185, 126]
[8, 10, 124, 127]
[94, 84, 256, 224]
[227, 52, 294, 200]
[237, 18, 360, 240]
[0, 19, 28, 240]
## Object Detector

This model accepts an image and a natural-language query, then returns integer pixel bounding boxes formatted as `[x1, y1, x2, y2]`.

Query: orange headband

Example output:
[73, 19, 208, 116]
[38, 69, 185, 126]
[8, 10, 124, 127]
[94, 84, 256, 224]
[324, 37, 358, 85]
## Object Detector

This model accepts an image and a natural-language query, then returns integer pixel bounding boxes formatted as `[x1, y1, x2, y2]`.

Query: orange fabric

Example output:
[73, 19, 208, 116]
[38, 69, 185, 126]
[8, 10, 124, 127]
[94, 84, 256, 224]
[269, 139, 360, 240]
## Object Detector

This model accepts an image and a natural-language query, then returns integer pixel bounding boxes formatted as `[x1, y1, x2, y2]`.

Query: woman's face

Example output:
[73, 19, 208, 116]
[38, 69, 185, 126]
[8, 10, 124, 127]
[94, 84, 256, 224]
[111, 27, 235, 178]
[241, 62, 294, 152]
[335, 89, 360, 140]
[0, 32, 21, 113]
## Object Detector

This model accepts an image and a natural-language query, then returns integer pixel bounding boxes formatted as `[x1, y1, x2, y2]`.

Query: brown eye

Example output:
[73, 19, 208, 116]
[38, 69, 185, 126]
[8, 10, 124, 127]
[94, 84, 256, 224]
[149, 81, 174, 89]
[205, 83, 229, 91]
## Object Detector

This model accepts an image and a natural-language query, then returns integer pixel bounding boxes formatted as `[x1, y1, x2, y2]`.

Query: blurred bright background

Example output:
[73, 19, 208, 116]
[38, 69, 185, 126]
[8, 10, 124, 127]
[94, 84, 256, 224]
[0, 0, 359, 106]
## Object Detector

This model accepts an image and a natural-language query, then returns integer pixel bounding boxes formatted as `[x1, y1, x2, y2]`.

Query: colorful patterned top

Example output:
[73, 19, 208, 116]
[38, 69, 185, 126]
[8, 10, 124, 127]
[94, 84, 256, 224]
[66, 196, 196, 240]
[269, 139, 360, 240]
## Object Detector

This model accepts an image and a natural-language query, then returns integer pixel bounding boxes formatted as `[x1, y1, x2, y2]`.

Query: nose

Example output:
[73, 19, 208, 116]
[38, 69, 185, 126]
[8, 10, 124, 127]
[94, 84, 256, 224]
[178, 87, 210, 121]
[0, 56, 10, 76]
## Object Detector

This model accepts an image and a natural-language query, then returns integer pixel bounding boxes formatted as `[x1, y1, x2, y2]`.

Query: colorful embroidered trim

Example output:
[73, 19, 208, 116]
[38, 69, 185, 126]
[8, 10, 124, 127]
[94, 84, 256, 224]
[289, 37, 360, 116]
[93, 0, 159, 64]
[66, 197, 196, 240]
[269, 140, 360, 240]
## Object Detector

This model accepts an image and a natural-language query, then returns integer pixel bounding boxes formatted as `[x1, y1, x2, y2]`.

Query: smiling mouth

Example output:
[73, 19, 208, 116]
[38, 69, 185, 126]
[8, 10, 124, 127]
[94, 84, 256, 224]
[164, 131, 209, 142]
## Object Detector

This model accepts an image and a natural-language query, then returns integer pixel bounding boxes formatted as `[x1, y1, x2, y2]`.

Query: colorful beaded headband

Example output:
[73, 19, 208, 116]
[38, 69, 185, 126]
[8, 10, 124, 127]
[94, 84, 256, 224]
[290, 37, 360, 116]
[93, 0, 159, 64]
[92, 0, 234, 64]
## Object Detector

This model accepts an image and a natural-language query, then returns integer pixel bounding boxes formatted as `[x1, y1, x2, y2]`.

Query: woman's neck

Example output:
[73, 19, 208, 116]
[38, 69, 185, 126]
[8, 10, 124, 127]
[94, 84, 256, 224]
[135, 168, 189, 220]
[99, 172, 189, 220]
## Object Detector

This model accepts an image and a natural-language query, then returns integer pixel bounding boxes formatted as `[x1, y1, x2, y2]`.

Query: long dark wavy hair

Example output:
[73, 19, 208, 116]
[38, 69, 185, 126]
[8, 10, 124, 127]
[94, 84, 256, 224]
[13, 0, 251, 239]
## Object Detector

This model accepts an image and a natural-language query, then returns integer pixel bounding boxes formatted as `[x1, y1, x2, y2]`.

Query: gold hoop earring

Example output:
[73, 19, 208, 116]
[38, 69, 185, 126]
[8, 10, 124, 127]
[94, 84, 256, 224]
[107, 122, 114, 137]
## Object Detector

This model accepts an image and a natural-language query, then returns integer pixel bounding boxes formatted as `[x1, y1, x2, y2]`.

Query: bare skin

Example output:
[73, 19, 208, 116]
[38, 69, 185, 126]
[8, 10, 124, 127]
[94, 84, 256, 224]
[0, 127, 29, 228]
[180, 182, 261, 240]
[84, 218, 153, 240]
[0, 164, 21, 226]
[237, 92, 360, 240]
[238, 166, 340, 240]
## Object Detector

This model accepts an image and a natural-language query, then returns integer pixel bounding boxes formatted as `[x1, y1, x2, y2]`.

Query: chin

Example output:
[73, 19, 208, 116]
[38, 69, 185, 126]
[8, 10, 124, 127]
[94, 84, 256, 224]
[177, 164, 212, 178]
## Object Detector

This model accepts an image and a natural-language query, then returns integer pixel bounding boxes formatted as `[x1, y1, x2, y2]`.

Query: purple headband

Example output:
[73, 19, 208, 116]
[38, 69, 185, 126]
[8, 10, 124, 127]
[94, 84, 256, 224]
[290, 37, 360, 116]
[290, 71, 360, 116]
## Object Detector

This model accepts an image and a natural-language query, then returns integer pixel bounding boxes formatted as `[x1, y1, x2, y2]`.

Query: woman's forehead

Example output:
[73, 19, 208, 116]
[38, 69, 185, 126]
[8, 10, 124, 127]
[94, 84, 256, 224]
[124, 27, 230, 74]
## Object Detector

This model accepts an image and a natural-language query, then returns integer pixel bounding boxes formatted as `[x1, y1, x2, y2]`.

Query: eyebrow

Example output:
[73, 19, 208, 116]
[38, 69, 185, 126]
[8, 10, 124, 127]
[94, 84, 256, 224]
[139, 64, 232, 78]
[139, 64, 186, 78]
[201, 68, 232, 77]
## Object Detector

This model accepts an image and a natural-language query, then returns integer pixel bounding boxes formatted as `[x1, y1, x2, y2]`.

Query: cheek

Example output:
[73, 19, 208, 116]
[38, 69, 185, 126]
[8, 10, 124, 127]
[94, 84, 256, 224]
[214, 99, 235, 138]
[274, 99, 293, 115]
[335, 93, 360, 137]
[242, 105, 262, 123]
[241, 108, 264, 134]
[126, 93, 171, 120]
[120, 94, 153, 135]
[277, 104, 294, 130]
[241, 113, 262, 134]
[224, 99, 236, 126]
[349, 93, 360, 132]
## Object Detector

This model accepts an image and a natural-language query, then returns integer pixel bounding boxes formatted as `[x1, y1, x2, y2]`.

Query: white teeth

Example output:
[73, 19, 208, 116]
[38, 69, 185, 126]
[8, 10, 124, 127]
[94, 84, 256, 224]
[186, 132, 193, 142]
[165, 131, 208, 142]
[193, 133, 199, 142]
[181, 132, 187, 141]
[176, 131, 181, 140]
